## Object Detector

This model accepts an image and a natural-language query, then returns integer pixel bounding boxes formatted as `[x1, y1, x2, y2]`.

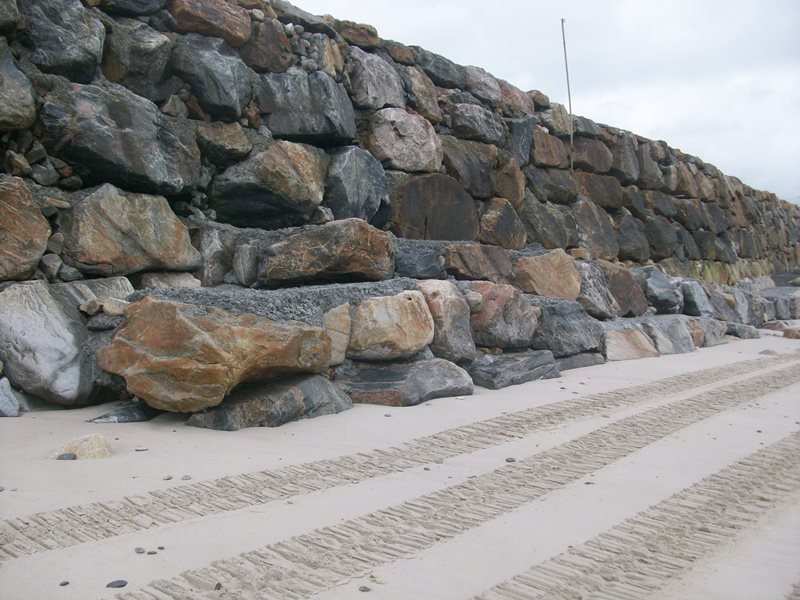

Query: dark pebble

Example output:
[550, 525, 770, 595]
[384, 414, 391, 417]
[423, 467, 430, 471]
[214, 582, 222, 591]
[359, 586, 371, 592]
[59, 581, 69, 587]
[181, 475, 192, 481]
[158, 546, 165, 550]
[106, 580, 128, 589]
[0, 486, 4, 492]
[147, 550, 157, 555]
[163, 475, 173, 481]
[56, 453, 77, 461]
[434, 459, 443, 464]
[135, 547, 145, 554]
[505, 458, 516, 463]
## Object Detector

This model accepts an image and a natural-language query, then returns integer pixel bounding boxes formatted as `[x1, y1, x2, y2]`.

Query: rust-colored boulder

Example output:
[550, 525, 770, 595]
[479, 198, 527, 250]
[0, 176, 50, 281]
[168, 0, 251, 47]
[512, 249, 581, 300]
[597, 260, 649, 317]
[572, 137, 613, 173]
[466, 281, 538, 349]
[96, 296, 331, 413]
[491, 156, 526, 210]
[531, 128, 569, 168]
[347, 291, 435, 361]
[573, 171, 624, 210]
[238, 19, 292, 73]
[444, 243, 513, 283]
[257, 219, 395, 287]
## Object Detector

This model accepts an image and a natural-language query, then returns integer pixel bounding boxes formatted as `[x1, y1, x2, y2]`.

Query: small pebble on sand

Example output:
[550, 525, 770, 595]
[59, 581, 69, 587]
[359, 586, 371, 592]
[181, 475, 192, 481]
[505, 457, 516, 463]
[163, 475, 173, 481]
[106, 580, 128, 588]
[56, 453, 77, 460]
[135, 547, 145, 554]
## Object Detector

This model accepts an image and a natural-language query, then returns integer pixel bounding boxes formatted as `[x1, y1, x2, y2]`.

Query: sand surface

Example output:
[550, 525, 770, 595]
[1, 333, 799, 599]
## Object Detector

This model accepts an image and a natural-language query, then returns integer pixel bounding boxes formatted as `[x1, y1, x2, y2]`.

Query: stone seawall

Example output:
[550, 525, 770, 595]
[0, 0, 798, 426]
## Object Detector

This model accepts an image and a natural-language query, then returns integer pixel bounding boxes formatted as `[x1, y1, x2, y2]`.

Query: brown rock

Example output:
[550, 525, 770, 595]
[572, 137, 613, 173]
[441, 135, 497, 199]
[0, 176, 50, 281]
[390, 174, 479, 241]
[603, 328, 660, 361]
[238, 18, 292, 73]
[168, 0, 251, 47]
[257, 219, 395, 287]
[347, 291, 435, 361]
[597, 260, 649, 317]
[96, 296, 331, 412]
[479, 198, 526, 250]
[195, 122, 252, 167]
[497, 78, 534, 117]
[134, 272, 202, 289]
[466, 281, 538, 349]
[491, 156, 526, 210]
[512, 249, 581, 300]
[336, 20, 380, 49]
[384, 40, 416, 66]
[573, 172, 624, 210]
[53, 434, 112, 460]
[323, 303, 351, 366]
[364, 108, 443, 173]
[418, 280, 477, 363]
[444, 243, 513, 283]
[785, 329, 800, 340]
[531, 129, 569, 168]
[59, 184, 201, 277]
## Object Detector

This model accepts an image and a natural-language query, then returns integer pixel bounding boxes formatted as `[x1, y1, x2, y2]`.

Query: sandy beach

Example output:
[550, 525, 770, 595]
[2, 332, 799, 600]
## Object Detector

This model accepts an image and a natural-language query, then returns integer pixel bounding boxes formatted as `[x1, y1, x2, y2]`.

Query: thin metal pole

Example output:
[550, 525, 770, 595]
[561, 18, 574, 172]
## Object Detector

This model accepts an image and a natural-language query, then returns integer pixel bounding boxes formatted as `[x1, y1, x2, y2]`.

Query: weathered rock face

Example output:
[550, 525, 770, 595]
[172, 34, 253, 121]
[479, 198, 526, 250]
[598, 260, 648, 317]
[512, 249, 581, 300]
[59, 184, 201, 277]
[491, 156, 526, 210]
[41, 82, 201, 196]
[450, 103, 504, 145]
[195, 122, 253, 168]
[531, 129, 569, 169]
[402, 66, 442, 124]
[238, 18, 292, 74]
[466, 281, 538, 349]
[256, 219, 395, 287]
[186, 375, 352, 431]
[414, 47, 466, 89]
[99, 0, 166, 17]
[638, 316, 696, 355]
[167, 0, 251, 48]
[0, 176, 50, 281]
[0, 39, 37, 132]
[324, 146, 388, 222]
[603, 326, 660, 361]
[18, 0, 105, 83]
[574, 260, 620, 320]
[573, 197, 619, 260]
[530, 296, 605, 357]
[573, 172, 623, 210]
[345, 46, 405, 110]
[0, 0, 20, 34]
[335, 358, 473, 406]
[322, 303, 351, 366]
[572, 138, 614, 174]
[347, 291, 434, 361]
[258, 69, 357, 145]
[96, 296, 331, 413]
[727, 322, 760, 339]
[441, 136, 497, 199]
[418, 280, 476, 363]
[686, 316, 727, 348]
[0, 377, 21, 418]
[390, 174, 480, 241]
[468, 350, 559, 390]
[209, 141, 327, 228]
[520, 195, 580, 250]
[681, 280, 716, 317]
[444, 243, 512, 283]
[364, 108, 443, 173]
[464, 65, 502, 107]
[634, 266, 683, 314]
[614, 214, 651, 263]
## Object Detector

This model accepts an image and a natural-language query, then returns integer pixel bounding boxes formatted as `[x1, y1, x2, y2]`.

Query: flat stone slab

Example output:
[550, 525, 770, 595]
[468, 350, 559, 390]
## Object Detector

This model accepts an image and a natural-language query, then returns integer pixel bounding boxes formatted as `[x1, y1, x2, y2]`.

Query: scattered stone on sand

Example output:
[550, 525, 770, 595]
[52, 434, 112, 460]
[56, 453, 77, 460]
[106, 580, 128, 589]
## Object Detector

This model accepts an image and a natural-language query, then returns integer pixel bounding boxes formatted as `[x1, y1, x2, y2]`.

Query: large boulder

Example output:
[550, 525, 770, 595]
[686, 316, 727, 348]
[491, 156, 526, 210]
[258, 69, 357, 145]
[96, 296, 331, 413]
[449, 103, 504, 145]
[256, 219, 395, 287]
[465, 281, 538, 349]
[573, 172, 623, 210]
[209, 140, 327, 228]
[597, 260, 648, 317]
[524, 165, 578, 205]
[444, 243, 512, 283]
[529, 296, 605, 358]
[402, 66, 442, 124]
[418, 280, 476, 363]
[389, 174, 479, 241]
[574, 260, 620, 320]
[195, 122, 253, 168]
[167, 0, 251, 47]
[469, 350, 559, 390]
[18, 0, 105, 83]
[603, 325, 660, 361]
[633, 266, 683, 314]
[345, 46, 405, 110]
[238, 19, 292, 74]
[59, 184, 201, 277]
[323, 146, 388, 222]
[0, 39, 36, 131]
[644, 215, 679, 261]
[504, 116, 536, 167]
[531, 129, 569, 169]
[512, 249, 581, 300]
[572, 138, 614, 173]
[573, 196, 619, 260]
[519, 194, 580, 250]
[335, 358, 473, 407]
[637, 315, 696, 355]
[464, 65, 502, 107]
[364, 108, 443, 173]
[393, 239, 447, 280]
[440, 135, 497, 199]
[172, 34, 253, 121]
[413, 47, 466, 89]
[681, 280, 716, 317]
[347, 291, 434, 361]
[479, 198, 527, 250]
[101, 17, 173, 102]
[614, 214, 651, 263]
[40, 82, 201, 196]
[610, 133, 640, 184]
[0, 176, 50, 281]
[186, 375, 351, 431]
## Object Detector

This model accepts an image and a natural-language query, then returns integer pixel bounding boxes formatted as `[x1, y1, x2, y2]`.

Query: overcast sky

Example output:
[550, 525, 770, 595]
[300, 0, 800, 204]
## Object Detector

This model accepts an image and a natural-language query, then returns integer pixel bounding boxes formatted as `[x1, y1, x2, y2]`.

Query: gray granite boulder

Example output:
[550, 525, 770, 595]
[686, 316, 728, 348]
[345, 46, 405, 110]
[637, 315, 696, 355]
[529, 296, 605, 357]
[449, 103, 505, 145]
[574, 261, 620, 320]
[726, 322, 760, 339]
[418, 280, 477, 364]
[413, 47, 466, 89]
[0, 377, 20, 417]
[556, 353, 605, 371]
[681, 280, 716, 317]
[468, 350, 559, 390]
[323, 146, 388, 222]
[633, 266, 683, 314]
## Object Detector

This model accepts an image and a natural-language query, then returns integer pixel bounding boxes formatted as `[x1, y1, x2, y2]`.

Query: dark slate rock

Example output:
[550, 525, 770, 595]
[18, 0, 105, 83]
[680, 280, 715, 317]
[556, 352, 605, 371]
[0, 0, 20, 34]
[573, 196, 619, 260]
[393, 239, 447, 279]
[40, 82, 201, 196]
[610, 132, 640, 184]
[440, 135, 496, 199]
[622, 187, 650, 221]
[89, 401, 162, 423]
[633, 266, 683, 314]
[0, 39, 37, 132]
[529, 296, 605, 357]
[172, 34, 253, 121]
[644, 215, 679, 261]
[412, 47, 466, 89]
[335, 358, 473, 406]
[574, 261, 620, 320]
[677, 225, 702, 261]
[614, 214, 650, 263]
[636, 315, 696, 355]
[519, 193, 580, 250]
[324, 146, 388, 221]
[504, 116, 536, 167]
[258, 68, 357, 145]
[726, 322, 760, 339]
[186, 375, 351, 431]
[523, 165, 578, 205]
[449, 103, 504, 145]
[99, 0, 166, 16]
[468, 350, 559, 390]
[644, 190, 678, 220]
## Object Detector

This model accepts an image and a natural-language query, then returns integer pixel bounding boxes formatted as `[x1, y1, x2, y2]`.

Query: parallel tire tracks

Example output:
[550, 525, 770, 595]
[2, 356, 792, 561]
[116, 362, 800, 599]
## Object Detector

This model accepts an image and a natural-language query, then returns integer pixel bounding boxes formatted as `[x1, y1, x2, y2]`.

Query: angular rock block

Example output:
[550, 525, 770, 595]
[335, 358, 473, 407]
[465, 281, 538, 349]
[186, 375, 351, 431]
[468, 350, 559, 390]
[324, 146, 388, 222]
[681, 280, 716, 317]
[726, 322, 760, 339]
[0, 176, 50, 282]
[364, 108, 443, 173]
[512, 249, 581, 300]
[632, 266, 684, 314]
[444, 243, 512, 283]
[479, 198, 527, 250]
[529, 296, 605, 358]
[556, 353, 606, 372]
[418, 280, 476, 363]
[603, 325, 660, 362]
[168, 0, 251, 48]
[345, 46, 405, 110]
[0, 39, 37, 131]
[637, 315, 696, 355]
[574, 260, 620, 320]
[686, 316, 727, 348]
